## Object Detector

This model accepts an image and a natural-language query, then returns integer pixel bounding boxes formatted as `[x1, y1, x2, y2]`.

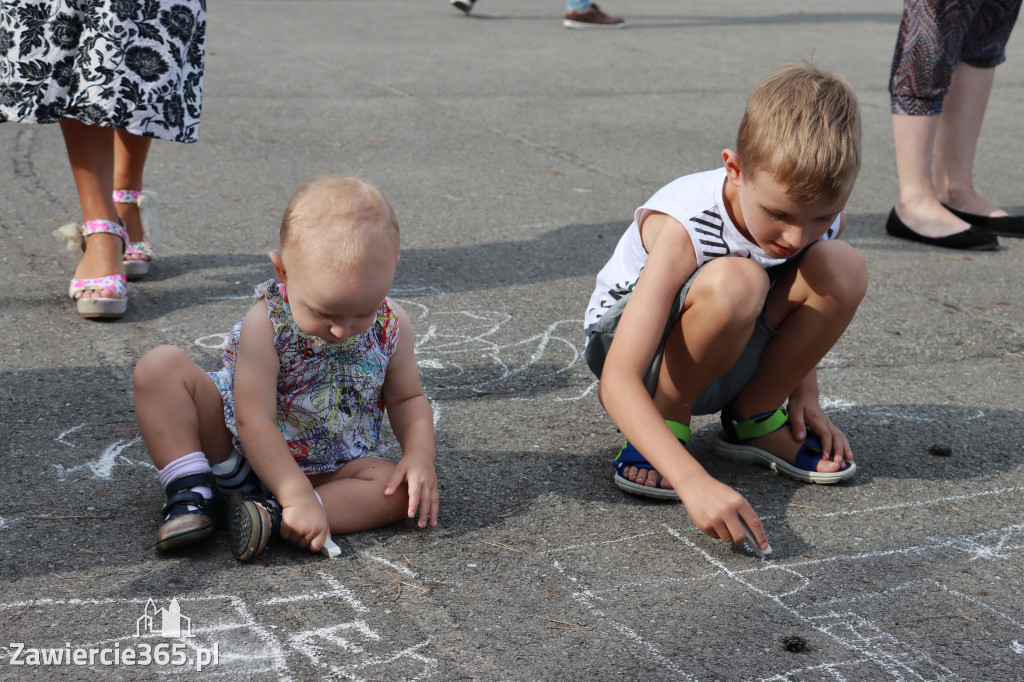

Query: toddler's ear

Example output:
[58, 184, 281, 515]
[268, 251, 287, 282]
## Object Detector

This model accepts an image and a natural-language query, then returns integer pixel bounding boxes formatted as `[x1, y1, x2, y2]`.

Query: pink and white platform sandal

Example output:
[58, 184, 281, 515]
[53, 219, 129, 319]
[112, 189, 159, 280]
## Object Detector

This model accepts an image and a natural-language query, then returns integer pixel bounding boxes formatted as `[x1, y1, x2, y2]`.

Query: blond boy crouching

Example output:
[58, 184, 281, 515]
[584, 63, 867, 551]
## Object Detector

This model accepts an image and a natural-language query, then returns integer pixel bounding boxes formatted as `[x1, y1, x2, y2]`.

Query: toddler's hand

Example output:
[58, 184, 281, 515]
[280, 497, 330, 552]
[385, 455, 439, 528]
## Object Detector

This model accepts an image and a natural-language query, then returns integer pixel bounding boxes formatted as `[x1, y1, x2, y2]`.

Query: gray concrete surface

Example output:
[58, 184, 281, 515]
[2, 1, 1023, 679]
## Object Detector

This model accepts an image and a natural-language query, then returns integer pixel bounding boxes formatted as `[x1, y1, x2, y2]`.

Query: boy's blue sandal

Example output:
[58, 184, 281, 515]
[713, 405, 856, 484]
[613, 420, 691, 500]
[155, 472, 225, 551]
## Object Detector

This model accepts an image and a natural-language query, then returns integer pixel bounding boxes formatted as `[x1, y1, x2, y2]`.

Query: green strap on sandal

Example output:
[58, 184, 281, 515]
[715, 403, 856, 484]
[724, 406, 789, 441]
[664, 419, 692, 442]
[612, 418, 691, 501]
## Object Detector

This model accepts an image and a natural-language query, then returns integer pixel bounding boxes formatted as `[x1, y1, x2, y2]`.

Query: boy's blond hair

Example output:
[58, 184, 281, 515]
[736, 62, 861, 204]
[280, 174, 400, 269]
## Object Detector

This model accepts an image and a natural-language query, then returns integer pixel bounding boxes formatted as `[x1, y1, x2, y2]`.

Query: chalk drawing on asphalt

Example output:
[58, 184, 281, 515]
[540, 486, 1024, 681]
[0, 569, 435, 681]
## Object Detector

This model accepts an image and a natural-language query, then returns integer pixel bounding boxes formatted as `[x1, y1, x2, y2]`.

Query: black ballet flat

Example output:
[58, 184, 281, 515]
[943, 205, 1024, 238]
[885, 208, 999, 251]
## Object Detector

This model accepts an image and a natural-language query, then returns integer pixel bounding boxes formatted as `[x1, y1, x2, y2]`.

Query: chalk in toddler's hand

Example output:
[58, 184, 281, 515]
[321, 536, 341, 559]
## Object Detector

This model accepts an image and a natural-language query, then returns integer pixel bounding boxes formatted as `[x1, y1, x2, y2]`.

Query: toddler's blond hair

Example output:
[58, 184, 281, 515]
[280, 174, 400, 270]
[736, 63, 861, 204]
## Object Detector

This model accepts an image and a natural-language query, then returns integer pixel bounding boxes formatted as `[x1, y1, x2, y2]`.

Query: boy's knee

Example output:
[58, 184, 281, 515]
[804, 241, 868, 307]
[692, 258, 769, 320]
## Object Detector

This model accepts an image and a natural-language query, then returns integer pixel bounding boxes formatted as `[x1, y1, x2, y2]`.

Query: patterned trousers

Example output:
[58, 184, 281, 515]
[890, 0, 1022, 115]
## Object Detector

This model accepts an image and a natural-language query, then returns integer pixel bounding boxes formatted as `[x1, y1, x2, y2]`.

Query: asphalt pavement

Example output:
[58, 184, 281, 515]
[1, 1, 1023, 679]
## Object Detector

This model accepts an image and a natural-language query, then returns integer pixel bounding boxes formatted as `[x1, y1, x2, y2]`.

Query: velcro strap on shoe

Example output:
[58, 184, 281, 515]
[614, 419, 691, 468]
[165, 472, 215, 496]
[731, 406, 789, 441]
[161, 489, 207, 517]
[665, 420, 692, 443]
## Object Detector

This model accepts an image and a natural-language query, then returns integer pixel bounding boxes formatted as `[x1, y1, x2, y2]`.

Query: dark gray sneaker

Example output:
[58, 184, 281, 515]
[564, 4, 624, 29]
[229, 492, 281, 561]
[451, 0, 476, 14]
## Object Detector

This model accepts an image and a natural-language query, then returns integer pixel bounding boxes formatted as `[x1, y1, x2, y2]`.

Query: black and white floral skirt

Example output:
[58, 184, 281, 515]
[0, 0, 206, 143]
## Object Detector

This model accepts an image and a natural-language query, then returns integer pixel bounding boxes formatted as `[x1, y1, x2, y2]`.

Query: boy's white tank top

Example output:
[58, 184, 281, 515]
[583, 167, 839, 334]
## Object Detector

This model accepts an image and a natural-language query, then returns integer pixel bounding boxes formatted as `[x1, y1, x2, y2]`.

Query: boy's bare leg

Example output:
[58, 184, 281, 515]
[934, 63, 1006, 218]
[730, 240, 867, 470]
[60, 119, 123, 299]
[312, 458, 409, 533]
[113, 130, 153, 254]
[134, 345, 234, 469]
[622, 258, 770, 490]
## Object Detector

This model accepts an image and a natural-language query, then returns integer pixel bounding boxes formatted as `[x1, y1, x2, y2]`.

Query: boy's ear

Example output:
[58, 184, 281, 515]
[722, 149, 743, 185]
[268, 251, 287, 283]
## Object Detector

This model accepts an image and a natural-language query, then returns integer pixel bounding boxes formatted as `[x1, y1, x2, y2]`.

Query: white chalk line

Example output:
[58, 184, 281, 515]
[538, 530, 659, 556]
[758, 658, 873, 682]
[0, 594, 287, 677]
[551, 558, 699, 681]
[543, 513, 1011, 679]
[660, 524, 960, 681]
[0, 569, 435, 681]
[539, 485, 1024, 560]
[529, 489, 1024, 605]
[363, 553, 417, 578]
[549, 518, 1023, 677]
[53, 437, 145, 480]
[315, 637, 437, 681]
[771, 485, 1024, 521]
[55, 423, 86, 447]
[413, 313, 583, 393]
[792, 576, 1024, 640]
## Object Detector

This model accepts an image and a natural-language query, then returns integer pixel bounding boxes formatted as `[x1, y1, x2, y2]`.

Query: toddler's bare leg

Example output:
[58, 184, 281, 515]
[312, 458, 409, 534]
[623, 258, 770, 489]
[730, 240, 867, 470]
[134, 345, 233, 469]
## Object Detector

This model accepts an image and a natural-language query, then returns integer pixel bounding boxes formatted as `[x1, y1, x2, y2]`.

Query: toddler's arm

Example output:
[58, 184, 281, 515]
[787, 369, 853, 464]
[380, 302, 439, 528]
[232, 303, 329, 551]
[598, 216, 768, 549]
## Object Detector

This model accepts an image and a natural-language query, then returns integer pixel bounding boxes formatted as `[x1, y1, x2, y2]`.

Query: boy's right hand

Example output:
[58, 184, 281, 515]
[280, 496, 330, 553]
[677, 475, 769, 551]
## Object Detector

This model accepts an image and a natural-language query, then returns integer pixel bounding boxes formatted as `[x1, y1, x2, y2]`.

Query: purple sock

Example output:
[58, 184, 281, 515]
[158, 452, 212, 511]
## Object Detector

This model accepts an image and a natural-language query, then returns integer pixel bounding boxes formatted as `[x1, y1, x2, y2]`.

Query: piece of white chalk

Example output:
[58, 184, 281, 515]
[321, 536, 341, 559]
[740, 519, 772, 558]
